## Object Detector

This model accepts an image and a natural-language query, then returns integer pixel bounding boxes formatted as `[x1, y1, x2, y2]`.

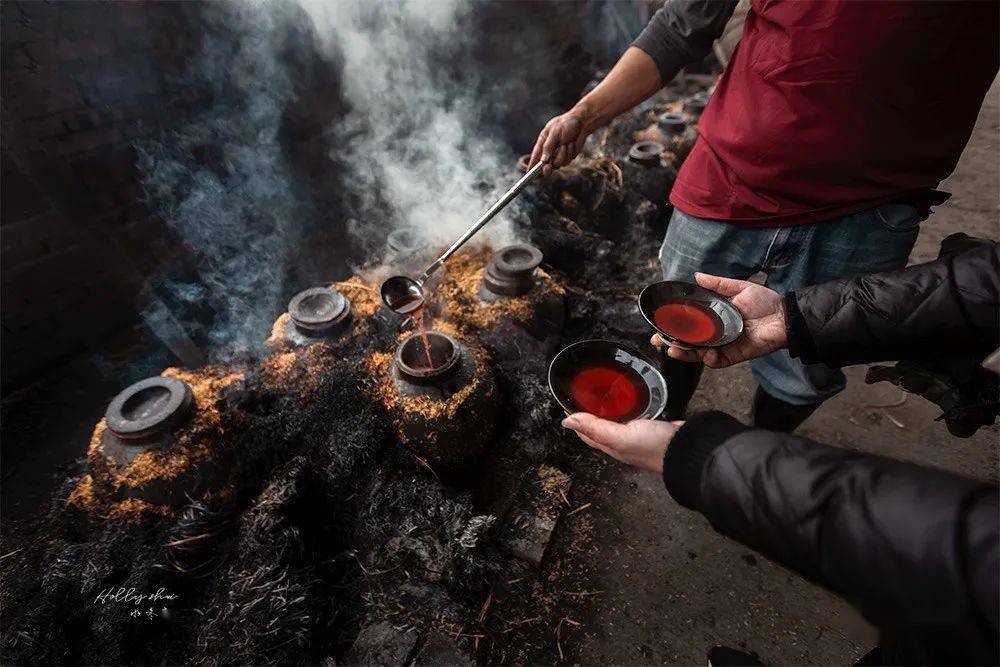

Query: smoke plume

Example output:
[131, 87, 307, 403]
[298, 0, 523, 256]
[136, 0, 629, 360]
[137, 1, 314, 359]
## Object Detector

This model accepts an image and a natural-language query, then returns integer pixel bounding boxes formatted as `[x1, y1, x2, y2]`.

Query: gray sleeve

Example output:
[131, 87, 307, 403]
[632, 0, 739, 85]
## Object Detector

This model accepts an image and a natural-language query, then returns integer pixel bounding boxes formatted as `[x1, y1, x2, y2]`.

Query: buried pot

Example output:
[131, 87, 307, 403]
[282, 286, 352, 346]
[477, 244, 566, 341]
[80, 368, 242, 510]
[432, 245, 565, 344]
[620, 141, 675, 215]
[266, 281, 391, 351]
[374, 329, 500, 469]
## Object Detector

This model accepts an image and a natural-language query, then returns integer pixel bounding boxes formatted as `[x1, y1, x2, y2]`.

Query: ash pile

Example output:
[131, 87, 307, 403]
[0, 78, 716, 666]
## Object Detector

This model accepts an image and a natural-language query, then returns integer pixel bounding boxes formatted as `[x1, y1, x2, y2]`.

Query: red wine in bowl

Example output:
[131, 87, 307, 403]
[653, 301, 723, 345]
[569, 363, 649, 422]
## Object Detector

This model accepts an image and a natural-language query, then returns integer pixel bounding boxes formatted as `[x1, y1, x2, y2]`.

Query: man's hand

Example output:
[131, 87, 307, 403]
[651, 272, 788, 367]
[528, 47, 664, 177]
[562, 413, 682, 473]
[529, 109, 591, 177]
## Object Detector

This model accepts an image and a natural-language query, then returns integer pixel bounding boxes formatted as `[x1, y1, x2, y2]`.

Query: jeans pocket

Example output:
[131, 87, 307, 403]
[875, 203, 921, 233]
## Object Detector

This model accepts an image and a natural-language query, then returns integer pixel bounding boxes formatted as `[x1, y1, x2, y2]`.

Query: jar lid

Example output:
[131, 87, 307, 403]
[482, 244, 544, 297]
[288, 287, 350, 333]
[105, 376, 193, 439]
[628, 141, 665, 165]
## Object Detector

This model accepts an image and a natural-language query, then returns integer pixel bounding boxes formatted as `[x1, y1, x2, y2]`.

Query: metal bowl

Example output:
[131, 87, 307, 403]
[548, 339, 667, 423]
[638, 280, 744, 350]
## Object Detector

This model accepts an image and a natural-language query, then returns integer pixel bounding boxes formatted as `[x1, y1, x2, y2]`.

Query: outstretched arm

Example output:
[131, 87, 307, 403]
[663, 411, 999, 631]
[786, 243, 999, 367]
[530, 0, 737, 175]
[656, 244, 1000, 368]
[562, 409, 999, 630]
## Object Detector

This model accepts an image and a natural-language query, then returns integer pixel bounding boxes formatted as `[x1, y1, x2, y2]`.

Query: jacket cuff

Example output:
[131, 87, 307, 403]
[662, 411, 749, 510]
[784, 291, 818, 363]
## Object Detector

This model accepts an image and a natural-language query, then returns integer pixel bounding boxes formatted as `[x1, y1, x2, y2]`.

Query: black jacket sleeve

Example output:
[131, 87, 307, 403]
[785, 243, 1000, 368]
[632, 0, 737, 86]
[663, 412, 999, 634]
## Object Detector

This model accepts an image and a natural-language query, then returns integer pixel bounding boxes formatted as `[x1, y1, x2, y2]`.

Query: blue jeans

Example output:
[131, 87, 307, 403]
[659, 205, 921, 405]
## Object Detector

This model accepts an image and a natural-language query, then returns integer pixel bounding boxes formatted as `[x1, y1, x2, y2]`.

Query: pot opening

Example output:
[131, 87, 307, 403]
[395, 331, 461, 381]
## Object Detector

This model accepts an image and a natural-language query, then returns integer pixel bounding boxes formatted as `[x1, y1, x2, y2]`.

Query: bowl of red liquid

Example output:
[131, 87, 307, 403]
[548, 339, 667, 423]
[638, 280, 744, 349]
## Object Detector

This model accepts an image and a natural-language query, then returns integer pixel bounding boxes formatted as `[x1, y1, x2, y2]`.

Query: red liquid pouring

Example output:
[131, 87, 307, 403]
[653, 302, 722, 344]
[413, 307, 436, 370]
[570, 365, 645, 421]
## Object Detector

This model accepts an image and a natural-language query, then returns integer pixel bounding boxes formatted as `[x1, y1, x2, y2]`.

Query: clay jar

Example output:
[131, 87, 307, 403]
[387, 331, 499, 469]
[477, 244, 565, 339]
[620, 141, 676, 217]
[269, 286, 353, 350]
[88, 375, 221, 506]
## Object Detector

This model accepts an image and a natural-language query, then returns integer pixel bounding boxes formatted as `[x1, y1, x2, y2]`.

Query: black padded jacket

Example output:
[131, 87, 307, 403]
[663, 244, 999, 663]
[784, 241, 999, 368]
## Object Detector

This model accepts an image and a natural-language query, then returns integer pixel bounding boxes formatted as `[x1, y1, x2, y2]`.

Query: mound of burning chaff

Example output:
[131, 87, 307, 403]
[0, 283, 585, 665]
[0, 329, 508, 665]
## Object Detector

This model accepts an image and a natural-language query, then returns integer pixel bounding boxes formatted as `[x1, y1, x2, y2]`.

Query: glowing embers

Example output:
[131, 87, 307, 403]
[373, 327, 499, 468]
[480, 243, 544, 299]
[628, 141, 666, 165]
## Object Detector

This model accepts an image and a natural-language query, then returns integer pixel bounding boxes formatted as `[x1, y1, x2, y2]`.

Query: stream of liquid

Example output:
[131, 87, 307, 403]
[414, 307, 436, 370]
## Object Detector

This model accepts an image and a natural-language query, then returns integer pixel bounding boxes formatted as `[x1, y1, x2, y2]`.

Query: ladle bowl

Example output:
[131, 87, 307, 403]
[638, 280, 744, 350]
[380, 160, 545, 315]
[381, 275, 425, 315]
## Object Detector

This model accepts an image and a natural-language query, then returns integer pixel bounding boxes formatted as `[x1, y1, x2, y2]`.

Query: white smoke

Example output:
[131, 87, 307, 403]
[136, 0, 618, 359]
[298, 0, 522, 254]
[136, 1, 311, 360]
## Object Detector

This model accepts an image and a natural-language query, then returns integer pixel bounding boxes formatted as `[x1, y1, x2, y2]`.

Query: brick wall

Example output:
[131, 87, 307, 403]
[1, 1, 204, 389]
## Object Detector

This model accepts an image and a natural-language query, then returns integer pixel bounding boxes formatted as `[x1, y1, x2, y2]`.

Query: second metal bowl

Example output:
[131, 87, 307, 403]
[638, 280, 744, 350]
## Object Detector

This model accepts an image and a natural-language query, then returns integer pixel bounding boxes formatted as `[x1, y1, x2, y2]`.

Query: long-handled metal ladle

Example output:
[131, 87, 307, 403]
[381, 160, 544, 314]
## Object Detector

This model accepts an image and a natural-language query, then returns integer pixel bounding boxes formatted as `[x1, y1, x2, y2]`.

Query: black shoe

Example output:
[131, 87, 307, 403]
[708, 645, 764, 666]
[659, 350, 704, 420]
[751, 386, 821, 433]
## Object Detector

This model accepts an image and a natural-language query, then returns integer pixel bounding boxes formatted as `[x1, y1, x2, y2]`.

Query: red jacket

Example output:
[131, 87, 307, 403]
[670, 1, 999, 227]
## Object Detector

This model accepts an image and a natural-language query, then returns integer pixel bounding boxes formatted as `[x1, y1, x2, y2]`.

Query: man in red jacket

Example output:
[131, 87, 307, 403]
[530, 0, 998, 430]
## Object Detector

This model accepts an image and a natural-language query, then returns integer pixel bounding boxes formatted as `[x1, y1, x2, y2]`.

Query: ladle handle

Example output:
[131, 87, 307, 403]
[421, 160, 544, 282]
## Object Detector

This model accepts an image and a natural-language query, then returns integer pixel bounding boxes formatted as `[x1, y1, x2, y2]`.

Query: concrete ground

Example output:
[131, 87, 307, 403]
[562, 78, 1000, 665]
